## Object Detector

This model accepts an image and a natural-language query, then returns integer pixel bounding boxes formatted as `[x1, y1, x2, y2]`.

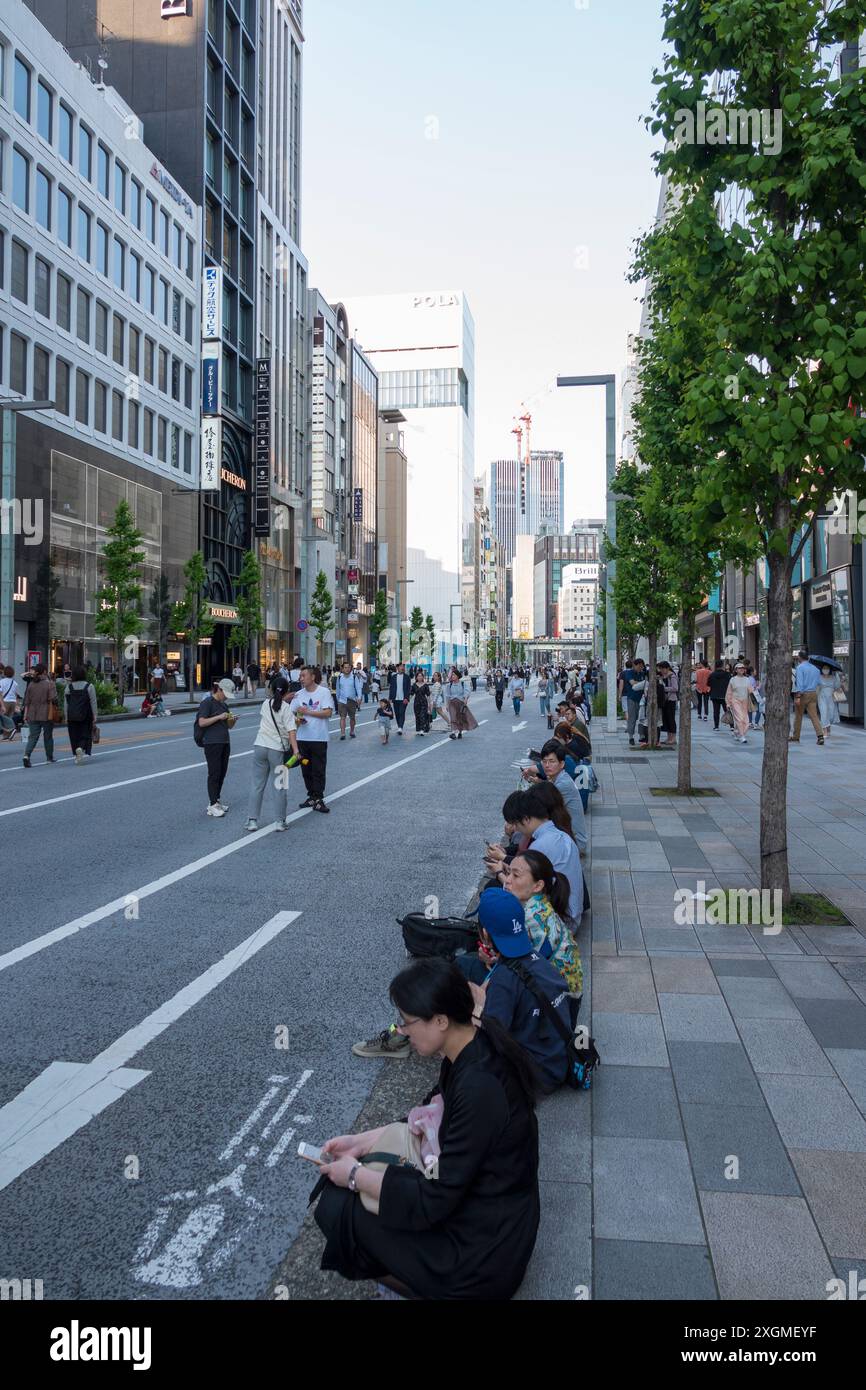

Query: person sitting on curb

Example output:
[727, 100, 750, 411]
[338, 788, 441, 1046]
[521, 740, 588, 851]
[484, 785, 583, 925]
[503, 850, 583, 998]
[312, 955, 540, 1300]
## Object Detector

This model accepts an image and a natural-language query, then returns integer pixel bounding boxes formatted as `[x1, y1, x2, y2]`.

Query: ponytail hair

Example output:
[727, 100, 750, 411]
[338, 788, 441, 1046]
[388, 957, 537, 1105]
[522, 780, 576, 842]
[270, 675, 290, 711]
[515, 848, 570, 918]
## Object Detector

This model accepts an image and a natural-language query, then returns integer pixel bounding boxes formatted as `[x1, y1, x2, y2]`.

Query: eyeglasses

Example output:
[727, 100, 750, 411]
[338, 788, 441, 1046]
[397, 1015, 423, 1031]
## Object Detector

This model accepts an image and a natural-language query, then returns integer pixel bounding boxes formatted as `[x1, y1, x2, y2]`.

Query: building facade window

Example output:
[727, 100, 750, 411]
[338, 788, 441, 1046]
[95, 301, 108, 355]
[114, 163, 126, 214]
[97, 142, 110, 198]
[34, 344, 49, 399]
[56, 358, 71, 414]
[95, 380, 107, 432]
[76, 287, 90, 342]
[37, 80, 52, 142]
[56, 272, 71, 330]
[58, 103, 73, 163]
[78, 205, 91, 260]
[10, 332, 27, 394]
[14, 56, 31, 122]
[12, 148, 29, 212]
[13, 241, 31, 305]
[112, 389, 124, 440]
[112, 313, 125, 366]
[75, 368, 90, 425]
[79, 126, 92, 180]
[144, 408, 154, 455]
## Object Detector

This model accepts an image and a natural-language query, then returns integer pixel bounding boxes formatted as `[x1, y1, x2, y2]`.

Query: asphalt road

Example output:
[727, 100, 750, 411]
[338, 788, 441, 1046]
[0, 689, 535, 1299]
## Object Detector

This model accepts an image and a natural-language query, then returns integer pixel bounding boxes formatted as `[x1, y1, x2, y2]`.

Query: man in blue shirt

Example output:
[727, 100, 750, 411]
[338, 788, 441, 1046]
[617, 657, 647, 746]
[336, 661, 364, 740]
[791, 655, 824, 744]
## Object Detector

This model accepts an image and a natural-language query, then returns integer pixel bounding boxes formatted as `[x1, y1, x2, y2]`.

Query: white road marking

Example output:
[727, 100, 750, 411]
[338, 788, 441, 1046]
[0, 750, 254, 818]
[512, 720, 528, 732]
[0, 729, 470, 975]
[0, 911, 301, 1193]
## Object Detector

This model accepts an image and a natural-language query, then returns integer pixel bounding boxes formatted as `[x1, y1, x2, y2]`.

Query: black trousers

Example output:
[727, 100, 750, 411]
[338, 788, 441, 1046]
[393, 700, 407, 730]
[711, 697, 725, 729]
[68, 719, 93, 755]
[495, 691, 504, 711]
[697, 692, 709, 717]
[298, 741, 327, 799]
[204, 743, 230, 804]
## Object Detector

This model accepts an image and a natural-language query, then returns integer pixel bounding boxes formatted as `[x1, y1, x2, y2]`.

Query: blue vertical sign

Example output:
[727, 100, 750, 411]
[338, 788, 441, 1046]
[202, 353, 219, 416]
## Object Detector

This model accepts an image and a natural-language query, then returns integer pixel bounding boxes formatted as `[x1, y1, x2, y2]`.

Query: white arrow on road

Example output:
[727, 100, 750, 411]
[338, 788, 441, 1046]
[512, 720, 527, 732]
[0, 911, 301, 1193]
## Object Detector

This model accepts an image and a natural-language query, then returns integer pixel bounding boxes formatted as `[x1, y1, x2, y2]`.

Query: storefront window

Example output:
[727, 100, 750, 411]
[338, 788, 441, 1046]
[791, 586, 802, 651]
[97, 471, 128, 531]
[832, 567, 851, 642]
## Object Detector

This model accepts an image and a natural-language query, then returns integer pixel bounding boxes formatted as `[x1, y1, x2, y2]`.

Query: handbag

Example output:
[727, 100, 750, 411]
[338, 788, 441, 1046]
[49, 699, 63, 725]
[269, 702, 293, 765]
[832, 690, 845, 703]
[357, 1121, 438, 1215]
[92, 725, 101, 744]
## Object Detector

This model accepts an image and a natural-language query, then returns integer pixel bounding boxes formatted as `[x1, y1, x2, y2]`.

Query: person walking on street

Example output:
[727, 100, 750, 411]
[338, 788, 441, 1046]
[445, 668, 478, 740]
[508, 668, 526, 716]
[429, 671, 448, 730]
[617, 657, 647, 746]
[245, 675, 299, 832]
[151, 662, 165, 696]
[817, 664, 842, 736]
[22, 664, 59, 767]
[245, 658, 261, 697]
[361, 666, 371, 705]
[537, 668, 556, 728]
[389, 663, 412, 736]
[336, 661, 364, 740]
[232, 663, 244, 692]
[494, 668, 507, 712]
[790, 653, 825, 745]
[708, 659, 731, 730]
[412, 670, 431, 735]
[197, 680, 236, 816]
[695, 660, 711, 721]
[65, 666, 98, 763]
[290, 665, 335, 812]
[657, 661, 679, 747]
[725, 663, 751, 743]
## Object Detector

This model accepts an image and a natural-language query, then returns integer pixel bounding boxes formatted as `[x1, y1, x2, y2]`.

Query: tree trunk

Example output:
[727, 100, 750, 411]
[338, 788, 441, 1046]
[761, 546, 793, 904]
[647, 632, 659, 748]
[677, 609, 694, 794]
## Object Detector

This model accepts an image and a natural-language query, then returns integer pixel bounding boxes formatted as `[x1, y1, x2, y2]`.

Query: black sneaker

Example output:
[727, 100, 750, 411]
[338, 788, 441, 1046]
[352, 1028, 410, 1059]
[298, 796, 313, 808]
[313, 799, 330, 813]
[23, 754, 31, 768]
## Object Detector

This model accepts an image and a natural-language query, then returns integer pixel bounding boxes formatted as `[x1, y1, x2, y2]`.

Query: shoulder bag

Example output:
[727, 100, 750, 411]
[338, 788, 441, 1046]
[269, 701, 293, 766]
[503, 959, 600, 1091]
[357, 1121, 438, 1214]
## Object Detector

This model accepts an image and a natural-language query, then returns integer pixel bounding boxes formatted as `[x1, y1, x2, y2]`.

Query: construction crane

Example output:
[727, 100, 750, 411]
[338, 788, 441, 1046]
[518, 410, 532, 517]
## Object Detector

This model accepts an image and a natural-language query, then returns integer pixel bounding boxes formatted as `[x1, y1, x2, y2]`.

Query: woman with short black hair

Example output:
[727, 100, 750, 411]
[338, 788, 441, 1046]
[65, 665, 98, 764]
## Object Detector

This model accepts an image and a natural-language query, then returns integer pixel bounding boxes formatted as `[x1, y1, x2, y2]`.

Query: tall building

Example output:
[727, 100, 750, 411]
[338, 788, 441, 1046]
[24, 0, 310, 678]
[1, 6, 200, 678]
[348, 338, 378, 664]
[557, 562, 600, 653]
[533, 523, 604, 640]
[341, 291, 475, 658]
[377, 410, 407, 632]
[489, 451, 564, 562]
[470, 481, 505, 663]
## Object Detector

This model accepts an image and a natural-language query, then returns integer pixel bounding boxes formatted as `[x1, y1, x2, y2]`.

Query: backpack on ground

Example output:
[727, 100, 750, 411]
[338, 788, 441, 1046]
[504, 958, 601, 1091]
[398, 914, 479, 960]
[65, 684, 92, 723]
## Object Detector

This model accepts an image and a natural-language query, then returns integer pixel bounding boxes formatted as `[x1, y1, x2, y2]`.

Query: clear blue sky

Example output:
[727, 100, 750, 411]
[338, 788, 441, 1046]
[302, 0, 668, 523]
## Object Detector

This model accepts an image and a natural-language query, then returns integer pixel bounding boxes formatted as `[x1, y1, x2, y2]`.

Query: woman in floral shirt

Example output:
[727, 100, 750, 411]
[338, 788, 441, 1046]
[504, 849, 583, 998]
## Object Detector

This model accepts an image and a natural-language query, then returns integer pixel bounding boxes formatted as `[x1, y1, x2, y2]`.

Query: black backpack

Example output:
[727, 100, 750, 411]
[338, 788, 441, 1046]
[504, 958, 601, 1090]
[65, 684, 92, 723]
[398, 914, 479, 960]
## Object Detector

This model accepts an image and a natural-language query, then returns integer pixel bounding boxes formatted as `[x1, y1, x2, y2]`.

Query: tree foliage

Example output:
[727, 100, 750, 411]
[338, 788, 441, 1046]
[93, 500, 145, 691]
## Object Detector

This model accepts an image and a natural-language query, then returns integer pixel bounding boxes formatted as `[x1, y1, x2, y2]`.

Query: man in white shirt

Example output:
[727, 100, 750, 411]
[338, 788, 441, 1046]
[336, 661, 364, 740]
[289, 665, 335, 812]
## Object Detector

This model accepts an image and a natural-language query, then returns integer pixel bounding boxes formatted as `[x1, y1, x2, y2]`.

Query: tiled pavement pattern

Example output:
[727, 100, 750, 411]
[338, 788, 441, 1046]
[518, 714, 866, 1300]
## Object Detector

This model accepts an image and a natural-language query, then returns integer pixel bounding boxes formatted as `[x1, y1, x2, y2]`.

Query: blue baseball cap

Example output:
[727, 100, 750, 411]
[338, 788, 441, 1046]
[477, 888, 534, 958]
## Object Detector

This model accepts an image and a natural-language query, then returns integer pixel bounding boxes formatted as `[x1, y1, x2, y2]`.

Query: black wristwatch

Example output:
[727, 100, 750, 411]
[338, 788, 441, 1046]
[347, 1163, 360, 1193]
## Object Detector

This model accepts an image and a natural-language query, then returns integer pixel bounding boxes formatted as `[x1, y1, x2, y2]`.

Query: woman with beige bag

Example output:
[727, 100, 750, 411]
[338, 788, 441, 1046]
[310, 957, 540, 1300]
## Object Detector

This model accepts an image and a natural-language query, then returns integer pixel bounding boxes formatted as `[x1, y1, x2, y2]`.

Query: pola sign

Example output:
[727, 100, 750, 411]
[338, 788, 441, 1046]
[160, 0, 190, 17]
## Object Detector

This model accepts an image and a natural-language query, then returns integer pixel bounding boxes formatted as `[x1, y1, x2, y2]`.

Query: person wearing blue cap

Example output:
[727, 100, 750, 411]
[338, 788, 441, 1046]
[470, 888, 579, 1094]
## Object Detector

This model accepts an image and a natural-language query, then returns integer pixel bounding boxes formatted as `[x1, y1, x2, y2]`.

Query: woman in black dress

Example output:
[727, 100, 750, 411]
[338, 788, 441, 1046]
[412, 671, 431, 736]
[312, 957, 540, 1300]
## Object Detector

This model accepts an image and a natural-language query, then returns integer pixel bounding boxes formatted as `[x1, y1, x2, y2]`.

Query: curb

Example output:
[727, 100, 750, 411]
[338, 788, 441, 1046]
[96, 695, 268, 724]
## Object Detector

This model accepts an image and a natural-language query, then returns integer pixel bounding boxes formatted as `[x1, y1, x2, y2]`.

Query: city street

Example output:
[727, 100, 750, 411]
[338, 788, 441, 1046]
[0, 691, 516, 1300]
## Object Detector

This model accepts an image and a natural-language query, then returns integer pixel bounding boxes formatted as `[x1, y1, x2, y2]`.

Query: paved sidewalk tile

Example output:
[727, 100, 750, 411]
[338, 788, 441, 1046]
[699, 1192, 835, 1299]
[827, 1049, 866, 1116]
[737, 1018, 836, 1076]
[710, 957, 777, 979]
[591, 956, 653, 976]
[771, 960, 855, 1000]
[594, 1239, 717, 1301]
[680, 1102, 801, 1196]
[643, 927, 702, 952]
[788, 1151, 866, 1259]
[593, 971, 659, 1014]
[537, 1088, 591, 1182]
[594, 1136, 705, 1244]
[795, 998, 866, 1050]
[651, 956, 720, 995]
[658, 993, 740, 1043]
[593, 1066, 683, 1140]
[517, 1181, 591, 1300]
[592, 1011, 669, 1066]
[716, 976, 802, 1020]
[668, 1041, 766, 1107]
[758, 1074, 866, 1152]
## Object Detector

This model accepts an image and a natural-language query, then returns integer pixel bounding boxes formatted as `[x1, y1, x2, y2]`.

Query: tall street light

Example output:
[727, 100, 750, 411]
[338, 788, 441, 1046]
[0, 398, 55, 669]
[395, 578, 414, 663]
[556, 374, 618, 733]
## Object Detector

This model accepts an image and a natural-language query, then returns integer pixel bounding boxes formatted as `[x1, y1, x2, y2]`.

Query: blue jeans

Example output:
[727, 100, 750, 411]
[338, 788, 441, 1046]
[25, 719, 54, 759]
[539, 695, 550, 717]
[512, 697, 522, 715]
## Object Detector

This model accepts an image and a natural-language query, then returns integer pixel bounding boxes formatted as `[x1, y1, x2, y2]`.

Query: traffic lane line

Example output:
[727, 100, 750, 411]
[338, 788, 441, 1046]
[0, 729, 469, 974]
[0, 911, 302, 1192]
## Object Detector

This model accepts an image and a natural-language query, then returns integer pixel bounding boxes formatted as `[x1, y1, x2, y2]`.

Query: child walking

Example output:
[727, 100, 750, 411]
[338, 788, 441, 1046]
[376, 697, 395, 745]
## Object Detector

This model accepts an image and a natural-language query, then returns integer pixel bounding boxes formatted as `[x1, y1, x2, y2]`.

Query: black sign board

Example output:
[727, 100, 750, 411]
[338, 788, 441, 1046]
[353, 487, 363, 522]
[254, 357, 271, 537]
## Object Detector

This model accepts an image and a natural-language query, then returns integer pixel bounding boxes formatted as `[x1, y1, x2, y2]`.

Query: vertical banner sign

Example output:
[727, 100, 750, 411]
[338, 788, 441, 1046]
[254, 358, 271, 536]
[202, 267, 222, 340]
[201, 350, 220, 415]
[353, 487, 363, 522]
[200, 417, 221, 491]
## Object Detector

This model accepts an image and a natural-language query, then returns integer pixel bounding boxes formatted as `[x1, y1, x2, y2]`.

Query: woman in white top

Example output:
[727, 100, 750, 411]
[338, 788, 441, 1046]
[725, 664, 752, 743]
[245, 676, 299, 831]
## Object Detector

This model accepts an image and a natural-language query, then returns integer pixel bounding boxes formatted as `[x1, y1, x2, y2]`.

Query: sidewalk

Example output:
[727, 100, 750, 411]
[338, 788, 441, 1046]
[521, 711, 866, 1300]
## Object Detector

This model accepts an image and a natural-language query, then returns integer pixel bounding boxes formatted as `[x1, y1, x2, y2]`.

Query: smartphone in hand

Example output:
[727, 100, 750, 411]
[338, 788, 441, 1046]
[297, 1142, 332, 1165]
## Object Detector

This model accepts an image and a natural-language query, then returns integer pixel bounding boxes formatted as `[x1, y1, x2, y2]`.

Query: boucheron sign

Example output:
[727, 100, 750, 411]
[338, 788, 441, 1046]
[160, 1, 191, 17]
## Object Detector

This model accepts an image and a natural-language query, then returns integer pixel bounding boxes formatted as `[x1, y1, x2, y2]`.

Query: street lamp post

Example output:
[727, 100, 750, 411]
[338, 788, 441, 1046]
[395, 578, 414, 664]
[0, 398, 55, 669]
[556, 374, 618, 733]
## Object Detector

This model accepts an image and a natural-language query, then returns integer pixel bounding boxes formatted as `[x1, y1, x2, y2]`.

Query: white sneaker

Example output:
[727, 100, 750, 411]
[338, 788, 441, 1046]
[218, 799, 229, 811]
[244, 818, 258, 832]
[207, 804, 226, 817]
[274, 819, 288, 832]
[74, 748, 84, 765]
[738, 735, 748, 743]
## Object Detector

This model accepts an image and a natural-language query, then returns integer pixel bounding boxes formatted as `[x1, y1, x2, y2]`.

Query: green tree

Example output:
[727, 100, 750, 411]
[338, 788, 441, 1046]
[232, 550, 263, 666]
[148, 574, 173, 656]
[370, 589, 389, 662]
[646, 0, 866, 897]
[309, 570, 334, 663]
[171, 552, 214, 697]
[486, 636, 497, 665]
[93, 500, 146, 695]
[409, 604, 426, 660]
